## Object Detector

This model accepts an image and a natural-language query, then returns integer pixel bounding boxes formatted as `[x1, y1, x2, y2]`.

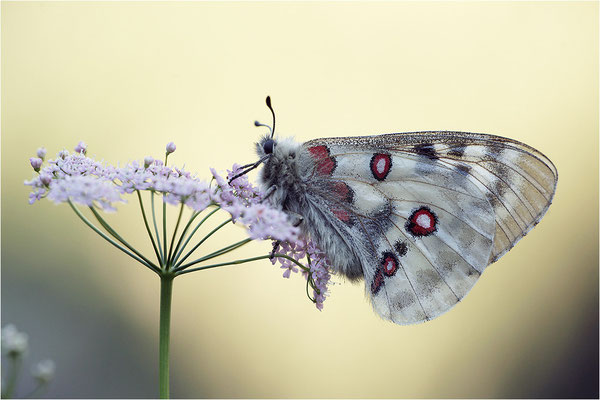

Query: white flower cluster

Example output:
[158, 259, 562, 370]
[1, 324, 28, 356]
[25, 143, 299, 243]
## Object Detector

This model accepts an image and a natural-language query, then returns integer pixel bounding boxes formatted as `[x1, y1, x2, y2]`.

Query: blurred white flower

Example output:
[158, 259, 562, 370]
[1, 324, 29, 356]
[32, 359, 56, 383]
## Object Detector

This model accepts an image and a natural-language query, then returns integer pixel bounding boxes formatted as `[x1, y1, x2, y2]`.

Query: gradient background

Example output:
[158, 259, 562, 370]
[2, 2, 598, 398]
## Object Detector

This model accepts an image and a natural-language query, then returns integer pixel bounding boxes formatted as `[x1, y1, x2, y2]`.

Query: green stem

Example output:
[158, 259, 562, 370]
[162, 196, 167, 264]
[169, 210, 200, 266]
[277, 254, 310, 272]
[159, 275, 173, 399]
[3, 353, 22, 399]
[176, 253, 308, 276]
[171, 207, 220, 265]
[174, 218, 232, 268]
[176, 254, 272, 276]
[89, 207, 159, 271]
[151, 192, 165, 263]
[174, 238, 252, 272]
[137, 190, 162, 265]
[166, 204, 185, 267]
[68, 201, 160, 274]
[305, 269, 314, 302]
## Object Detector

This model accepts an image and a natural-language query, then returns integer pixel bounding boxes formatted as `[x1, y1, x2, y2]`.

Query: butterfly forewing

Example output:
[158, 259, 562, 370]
[437, 142, 557, 262]
[301, 131, 557, 324]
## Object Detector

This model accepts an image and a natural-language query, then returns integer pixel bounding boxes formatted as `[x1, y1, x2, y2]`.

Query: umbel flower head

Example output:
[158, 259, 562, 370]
[32, 359, 56, 383]
[25, 142, 333, 310]
[1, 324, 28, 356]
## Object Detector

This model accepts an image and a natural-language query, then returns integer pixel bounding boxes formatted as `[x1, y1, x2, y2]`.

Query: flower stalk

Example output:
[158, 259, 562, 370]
[3, 353, 23, 399]
[159, 275, 173, 399]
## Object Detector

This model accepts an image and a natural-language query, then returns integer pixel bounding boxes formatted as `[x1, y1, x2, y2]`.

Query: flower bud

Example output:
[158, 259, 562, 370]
[36, 147, 47, 160]
[40, 174, 52, 186]
[32, 359, 56, 383]
[58, 150, 69, 159]
[74, 141, 87, 155]
[30, 157, 43, 172]
[144, 156, 154, 168]
[166, 142, 176, 154]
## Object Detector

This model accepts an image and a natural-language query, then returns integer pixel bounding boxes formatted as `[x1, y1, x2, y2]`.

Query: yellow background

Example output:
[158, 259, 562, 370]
[2, 2, 598, 398]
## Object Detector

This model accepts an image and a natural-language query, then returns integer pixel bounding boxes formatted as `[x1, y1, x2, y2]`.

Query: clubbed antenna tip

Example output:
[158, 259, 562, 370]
[265, 96, 276, 138]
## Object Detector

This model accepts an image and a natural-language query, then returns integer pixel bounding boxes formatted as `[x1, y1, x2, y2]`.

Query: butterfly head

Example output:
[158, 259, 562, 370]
[255, 130, 276, 158]
[229, 96, 287, 185]
[255, 96, 277, 157]
[261, 137, 275, 155]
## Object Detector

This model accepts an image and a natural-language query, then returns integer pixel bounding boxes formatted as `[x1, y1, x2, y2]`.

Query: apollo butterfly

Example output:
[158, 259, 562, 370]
[240, 97, 558, 325]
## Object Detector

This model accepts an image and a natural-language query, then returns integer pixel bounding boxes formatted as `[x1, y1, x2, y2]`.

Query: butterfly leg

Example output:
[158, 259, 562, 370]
[269, 240, 280, 260]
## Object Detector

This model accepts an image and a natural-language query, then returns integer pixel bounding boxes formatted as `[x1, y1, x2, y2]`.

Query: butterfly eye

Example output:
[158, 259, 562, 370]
[263, 139, 275, 154]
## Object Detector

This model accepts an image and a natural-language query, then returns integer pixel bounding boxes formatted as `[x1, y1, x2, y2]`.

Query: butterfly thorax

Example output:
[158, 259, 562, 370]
[257, 137, 308, 212]
[257, 136, 365, 282]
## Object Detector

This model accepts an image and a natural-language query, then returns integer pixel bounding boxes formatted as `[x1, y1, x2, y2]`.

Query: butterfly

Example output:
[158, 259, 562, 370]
[237, 97, 558, 325]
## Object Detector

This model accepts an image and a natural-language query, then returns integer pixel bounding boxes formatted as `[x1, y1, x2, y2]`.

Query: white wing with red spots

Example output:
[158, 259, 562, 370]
[298, 131, 556, 324]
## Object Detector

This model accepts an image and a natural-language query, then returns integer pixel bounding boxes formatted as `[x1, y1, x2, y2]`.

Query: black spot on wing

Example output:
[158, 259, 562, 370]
[486, 145, 504, 159]
[455, 164, 471, 176]
[395, 241, 408, 257]
[413, 143, 439, 160]
[447, 146, 466, 158]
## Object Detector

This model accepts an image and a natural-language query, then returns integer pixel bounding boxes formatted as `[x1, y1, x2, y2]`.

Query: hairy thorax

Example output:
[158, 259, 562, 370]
[258, 137, 363, 281]
[258, 137, 307, 212]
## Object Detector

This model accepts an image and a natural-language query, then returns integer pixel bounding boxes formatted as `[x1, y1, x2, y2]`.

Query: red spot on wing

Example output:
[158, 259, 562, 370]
[332, 208, 350, 222]
[406, 207, 437, 237]
[332, 181, 349, 199]
[371, 268, 384, 294]
[370, 153, 392, 181]
[308, 145, 336, 175]
[332, 181, 352, 203]
[308, 145, 328, 159]
[382, 252, 398, 277]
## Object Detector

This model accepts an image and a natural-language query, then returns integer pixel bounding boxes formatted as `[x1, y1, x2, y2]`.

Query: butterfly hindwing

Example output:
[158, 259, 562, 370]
[300, 131, 557, 324]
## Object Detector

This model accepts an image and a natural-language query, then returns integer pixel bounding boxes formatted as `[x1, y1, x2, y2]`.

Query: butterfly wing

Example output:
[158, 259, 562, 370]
[300, 131, 557, 324]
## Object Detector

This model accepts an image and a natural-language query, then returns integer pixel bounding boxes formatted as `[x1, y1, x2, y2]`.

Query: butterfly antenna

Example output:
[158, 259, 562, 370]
[266, 96, 276, 138]
[228, 154, 270, 184]
[254, 120, 273, 137]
